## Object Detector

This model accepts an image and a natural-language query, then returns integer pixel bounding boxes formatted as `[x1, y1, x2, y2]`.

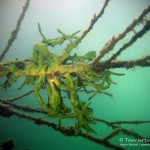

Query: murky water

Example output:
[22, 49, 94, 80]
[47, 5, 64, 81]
[0, 0, 150, 150]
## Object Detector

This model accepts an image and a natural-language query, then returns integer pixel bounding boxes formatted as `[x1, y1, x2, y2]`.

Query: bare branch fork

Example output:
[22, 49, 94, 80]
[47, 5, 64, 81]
[91, 4, 150, 68]
[106, 19, 150, 65]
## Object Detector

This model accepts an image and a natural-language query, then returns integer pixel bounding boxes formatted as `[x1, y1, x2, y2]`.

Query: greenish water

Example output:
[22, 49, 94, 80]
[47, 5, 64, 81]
[0, 0, 150, 150]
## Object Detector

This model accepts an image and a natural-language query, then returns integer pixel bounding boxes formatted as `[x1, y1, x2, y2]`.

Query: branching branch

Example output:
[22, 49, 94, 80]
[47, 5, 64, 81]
[0, 1, 150, 150]
[93, 117, 150, 140]
[0, 102, 126, 150]
[105, 20, 150, 65]
[0, 0, 30, 61]
[1, 95, 150, 149]
[1, 101, 150, 149]
[91, 4, 150, 63]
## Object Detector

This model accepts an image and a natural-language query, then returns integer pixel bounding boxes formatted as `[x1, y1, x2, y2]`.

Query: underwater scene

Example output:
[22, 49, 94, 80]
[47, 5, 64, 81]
[0, 0, 150, 150]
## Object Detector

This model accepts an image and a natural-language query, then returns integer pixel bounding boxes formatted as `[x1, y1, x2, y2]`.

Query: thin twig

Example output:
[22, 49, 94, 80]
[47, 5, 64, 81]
[0, 0, 30, 61]
[104, 55, 150, 69]
[93, 117, 150, 140]
[91, 4, 150, 63]
[111, 120, 150, 125]
[105, 20, 150, 64]
[101, 128, 121, 141]
[0, 90, 34, 102]
[61, 0, 111, 62]
[0, 99, 44, 114]
[80, 0, 110, 40]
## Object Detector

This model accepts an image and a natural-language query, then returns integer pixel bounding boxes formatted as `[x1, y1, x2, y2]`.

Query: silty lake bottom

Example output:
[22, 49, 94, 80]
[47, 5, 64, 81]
[0, 0, 150, 150]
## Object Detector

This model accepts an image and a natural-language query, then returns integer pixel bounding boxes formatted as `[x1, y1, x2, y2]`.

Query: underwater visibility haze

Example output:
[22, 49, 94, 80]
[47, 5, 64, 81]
[0, 0, 150, 150]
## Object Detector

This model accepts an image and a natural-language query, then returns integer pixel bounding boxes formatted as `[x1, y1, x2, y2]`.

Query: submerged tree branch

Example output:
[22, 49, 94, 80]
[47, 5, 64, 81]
[0, 102, 126, 150]
[91, 4, 150, 63]
[1, 99, 150, 145]
[0, 0, 30, 61]
[0, 90, 34, 102]
[0, 1, 150, 150]
[80, 0, 110, 40]
[111, 120, 150, 125]
[93, 117, 150, 140]
[0, 99, 44, 114]
[105, 56, 150, 69]
[1, 101, 150, 149]
[61, 0, 110, 62]
[105, 20, 150, 65]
